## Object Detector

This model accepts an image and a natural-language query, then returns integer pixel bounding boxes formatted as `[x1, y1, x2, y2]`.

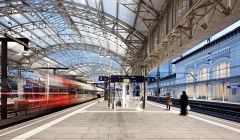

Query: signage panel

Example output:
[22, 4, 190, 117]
[123, 79, 130, 83]
[23, 85, 33, 89]
[99, 76, 109, 81]
[146, 77, 156, 82]
[227, 85, 240, 89]
[110, 75, 145, 82]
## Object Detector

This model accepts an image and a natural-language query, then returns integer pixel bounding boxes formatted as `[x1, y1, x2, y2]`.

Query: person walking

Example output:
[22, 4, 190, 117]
[180, 91, 189, 115]
[165, 96, 172, 110]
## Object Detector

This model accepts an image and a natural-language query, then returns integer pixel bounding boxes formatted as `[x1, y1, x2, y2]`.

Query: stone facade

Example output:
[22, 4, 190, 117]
[148, 27, 240, 103]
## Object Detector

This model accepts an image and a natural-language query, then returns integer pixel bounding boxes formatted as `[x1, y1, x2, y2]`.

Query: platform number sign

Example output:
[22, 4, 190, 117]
[146, 77, 156, 83]
[99, 76, 109, 81]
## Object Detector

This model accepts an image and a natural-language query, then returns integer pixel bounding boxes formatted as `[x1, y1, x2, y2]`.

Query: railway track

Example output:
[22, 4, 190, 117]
[147, 96, 240, 123]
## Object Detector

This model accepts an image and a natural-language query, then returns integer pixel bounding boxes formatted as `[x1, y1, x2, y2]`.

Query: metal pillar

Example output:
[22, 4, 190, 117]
[193, 83, 196, 100]
[1, 40, 8, 119]
[104, 82, 107, 100]
[206, 83, 208, 100]
[53, 69, 56, 75]
[108, 81, 110, 107]
[222, 82, 225, 102]
[143, 66, 146, 109]
[112, 82, 115, 109]
[157, 67, 160, 101]
[17, 68, 24, 99]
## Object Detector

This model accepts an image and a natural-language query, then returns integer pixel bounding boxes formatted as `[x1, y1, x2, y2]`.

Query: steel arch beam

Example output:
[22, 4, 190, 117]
[1, 18, 137, 55]
[0, 7, 143, 62]
[0, 0, 145, 48]
[19, 43, 132, 65]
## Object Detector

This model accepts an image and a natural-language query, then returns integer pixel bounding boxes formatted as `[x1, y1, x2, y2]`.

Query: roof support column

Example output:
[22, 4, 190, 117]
[17, 68, 24, 99]
[141, 66, 146, 109]
[1, 39, 8, 119]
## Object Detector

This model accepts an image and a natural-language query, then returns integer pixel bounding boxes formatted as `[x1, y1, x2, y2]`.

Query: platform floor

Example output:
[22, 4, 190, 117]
[0, 99, 239, 140]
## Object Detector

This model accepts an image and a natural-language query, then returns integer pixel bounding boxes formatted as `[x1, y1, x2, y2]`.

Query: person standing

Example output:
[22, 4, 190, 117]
[180, 91, 188, 115]
[165, 96, 172, 110]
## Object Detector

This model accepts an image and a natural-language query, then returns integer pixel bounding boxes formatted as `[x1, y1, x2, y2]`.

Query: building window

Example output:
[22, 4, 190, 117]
[186, 71, 194, 83]
[198, 67, 209, 81]
[213, 61, 230, 101]
[215, 61, 230, 79]
[186, 71, 194, 98]
[197, 67, 209, 99]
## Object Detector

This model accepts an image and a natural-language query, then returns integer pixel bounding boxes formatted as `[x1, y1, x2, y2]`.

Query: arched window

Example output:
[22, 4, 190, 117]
[198, 67, 209, 81]
[213, 61, 230, 101]
[215, 61, 230, 78]
[197, 67, 209, 100]
[186, 70, 194, 98]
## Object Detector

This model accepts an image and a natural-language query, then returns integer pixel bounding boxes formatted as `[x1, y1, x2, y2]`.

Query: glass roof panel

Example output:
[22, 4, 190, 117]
[73, 0, 86, 5]
[24, 13, 38, 22]
[119, 32, 129, 39]
[0, 17, 18, 27]
[88, 0, 97, 9]
[89, 33, 99, 39]
[48, 50, 123, 75]
[8, 42, 24, 53]
[20, 30, 33, 39]
[42, 28, 55, 36]
[31, 29, 46, 37]
[81, 19, 98, 26]
[106, 24, 113, 29]
[40, 37, 57, 46]
[118, 0, 136, 26]
[0, 2, 6, 7]
[60, 35, 75, 43]
[79, 30, 89, 36]
[84, 37, 92, 44]
[10, 1, 23, 5]
[71, 16, 83, 23]
[10, 14, 29, 24]
[103, 0, 116, 17]
[0, 0, 148, 81]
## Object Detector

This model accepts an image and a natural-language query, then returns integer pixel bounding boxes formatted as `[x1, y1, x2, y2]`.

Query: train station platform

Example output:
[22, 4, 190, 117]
[0, 99, 239, 140]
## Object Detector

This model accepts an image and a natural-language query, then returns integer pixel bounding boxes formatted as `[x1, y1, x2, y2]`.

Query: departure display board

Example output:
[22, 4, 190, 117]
[110, 75, 145, 82]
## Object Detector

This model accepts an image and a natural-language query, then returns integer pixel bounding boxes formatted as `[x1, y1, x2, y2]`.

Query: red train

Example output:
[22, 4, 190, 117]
[5, 73, 103, 116]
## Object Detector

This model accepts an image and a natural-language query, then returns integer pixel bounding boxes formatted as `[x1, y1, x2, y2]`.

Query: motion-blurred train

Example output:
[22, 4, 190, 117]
[10, 72, 103, 112]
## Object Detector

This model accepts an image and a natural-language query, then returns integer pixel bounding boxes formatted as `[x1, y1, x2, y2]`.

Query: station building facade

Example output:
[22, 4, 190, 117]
[148, 27, 240, 103]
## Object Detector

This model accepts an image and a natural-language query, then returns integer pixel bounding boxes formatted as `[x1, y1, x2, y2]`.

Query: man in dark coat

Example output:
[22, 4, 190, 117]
[180, 91, 188, 115]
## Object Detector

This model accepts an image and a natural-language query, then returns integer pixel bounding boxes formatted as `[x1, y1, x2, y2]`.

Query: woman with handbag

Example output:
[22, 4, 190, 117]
[180, 91, 189, 115]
